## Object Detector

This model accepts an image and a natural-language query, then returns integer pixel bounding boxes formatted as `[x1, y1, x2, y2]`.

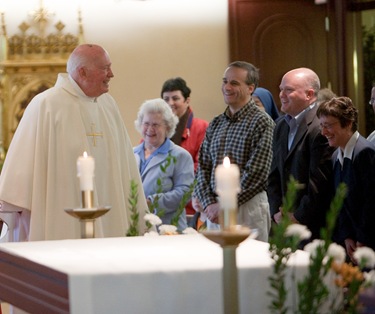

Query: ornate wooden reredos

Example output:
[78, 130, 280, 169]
[0, 2, 84, 150]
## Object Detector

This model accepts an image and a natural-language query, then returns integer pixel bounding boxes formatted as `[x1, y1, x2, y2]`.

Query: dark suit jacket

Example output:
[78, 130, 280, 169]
[267, 104, 335, 238]
[333, 135, 375, 250]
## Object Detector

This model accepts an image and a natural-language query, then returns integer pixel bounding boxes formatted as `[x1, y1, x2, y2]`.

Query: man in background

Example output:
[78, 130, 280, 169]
[267, 67, 335, 240]
[193, 61, 274, 241]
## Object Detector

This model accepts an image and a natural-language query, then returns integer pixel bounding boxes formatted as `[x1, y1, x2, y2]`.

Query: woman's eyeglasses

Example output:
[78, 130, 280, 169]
[319, 121, 338, 131]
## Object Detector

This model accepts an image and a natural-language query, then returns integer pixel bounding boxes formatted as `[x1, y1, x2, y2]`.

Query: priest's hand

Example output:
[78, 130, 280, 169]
[204, 203, 220, 223]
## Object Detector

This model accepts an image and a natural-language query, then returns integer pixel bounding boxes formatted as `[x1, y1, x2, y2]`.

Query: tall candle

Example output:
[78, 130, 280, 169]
[215, 157, 241, 210]
[77, 151, 95, 191]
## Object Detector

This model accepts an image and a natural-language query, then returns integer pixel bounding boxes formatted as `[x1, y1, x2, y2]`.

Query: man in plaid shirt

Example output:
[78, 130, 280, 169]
[193, 61, 275, 241]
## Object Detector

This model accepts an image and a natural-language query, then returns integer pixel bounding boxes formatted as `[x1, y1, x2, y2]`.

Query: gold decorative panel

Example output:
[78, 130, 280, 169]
[0, 3, 84, 149]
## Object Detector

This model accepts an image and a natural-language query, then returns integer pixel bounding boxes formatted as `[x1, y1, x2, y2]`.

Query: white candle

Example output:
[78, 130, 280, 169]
[215, 157, 241, 210]
[77, 151, 95, 191]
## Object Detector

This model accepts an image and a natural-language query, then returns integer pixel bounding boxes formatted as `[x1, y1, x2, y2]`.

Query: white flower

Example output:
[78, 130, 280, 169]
[326, 243, 346, 264]
[281, 247, 292, 255]
[364, 270, 375, 285]
[285, 224, 312, 240]
[144, 213, 162, 226]
[158, 224, 178, 235]
[354, 247, 375, 268]
[304, 239, 325, 258]
[144, 231, 160, 237]
[182, 227, 198, 235]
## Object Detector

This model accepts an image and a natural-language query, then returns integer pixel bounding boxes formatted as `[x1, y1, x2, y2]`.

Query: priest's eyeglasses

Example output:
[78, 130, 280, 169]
[319, 121, 338, 131]
[142, 122, 164, 130]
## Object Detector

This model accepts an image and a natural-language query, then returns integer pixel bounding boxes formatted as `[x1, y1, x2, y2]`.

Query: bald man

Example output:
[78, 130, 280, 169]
[267, 68, 335, 240]
[0, 44, 149, 241]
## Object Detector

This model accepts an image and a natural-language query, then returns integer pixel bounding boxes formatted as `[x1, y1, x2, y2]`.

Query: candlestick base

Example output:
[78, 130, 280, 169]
[202, 225, 253, 247]
[64, 206, 111, 239]
[202, 226, 256, 314]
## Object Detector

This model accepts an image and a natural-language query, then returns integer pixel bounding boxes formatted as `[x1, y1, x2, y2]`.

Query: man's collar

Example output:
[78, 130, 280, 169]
[68, 74, 97, 102]
[225, 100, 253, 119]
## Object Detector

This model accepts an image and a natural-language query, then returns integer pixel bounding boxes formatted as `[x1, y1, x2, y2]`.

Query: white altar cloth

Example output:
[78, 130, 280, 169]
[0, 235, 310, 314]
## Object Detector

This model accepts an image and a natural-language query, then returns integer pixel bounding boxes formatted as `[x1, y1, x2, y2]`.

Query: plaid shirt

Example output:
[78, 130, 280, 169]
[194, 100, 275, 209]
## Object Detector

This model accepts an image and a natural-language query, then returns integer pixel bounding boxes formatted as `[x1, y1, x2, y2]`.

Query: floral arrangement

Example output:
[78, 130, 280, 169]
[268, 177, 375, 314]
[126, 153, 197, 237]
[143, 213, 198, 236]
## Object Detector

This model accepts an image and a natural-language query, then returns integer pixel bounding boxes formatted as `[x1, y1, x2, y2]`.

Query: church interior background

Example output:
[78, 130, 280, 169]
[0, 0, 374, 171]
[0, 1, 374, 313]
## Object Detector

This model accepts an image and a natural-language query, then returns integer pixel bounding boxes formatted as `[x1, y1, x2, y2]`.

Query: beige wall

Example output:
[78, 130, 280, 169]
[1, 0, 228, 144]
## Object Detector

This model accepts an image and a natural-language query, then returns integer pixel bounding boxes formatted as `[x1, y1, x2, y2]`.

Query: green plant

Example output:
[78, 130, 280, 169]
[170, 179, 196, 227]
[126, 154, 195, 236]
[297, 183, 347, 314]
[268, 176, 349, 314]
[148, 154, 177, 219]
[268, 176, 304, 314]
[125, 179, 140, 237]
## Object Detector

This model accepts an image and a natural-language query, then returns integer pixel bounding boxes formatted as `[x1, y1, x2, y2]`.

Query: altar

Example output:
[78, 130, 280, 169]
[0, 235, 310, 314]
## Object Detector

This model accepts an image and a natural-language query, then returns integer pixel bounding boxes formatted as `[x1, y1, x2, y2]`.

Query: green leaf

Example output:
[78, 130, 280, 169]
[126, 180, 140, 237]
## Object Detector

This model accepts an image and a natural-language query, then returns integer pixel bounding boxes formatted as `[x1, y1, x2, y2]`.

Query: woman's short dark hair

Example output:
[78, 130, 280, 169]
[161, 77, 191, 99]
[317, 96, 358, 132]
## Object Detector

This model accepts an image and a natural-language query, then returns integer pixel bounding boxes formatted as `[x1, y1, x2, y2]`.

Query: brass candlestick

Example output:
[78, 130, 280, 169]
[202, 208, 254, 314]
[65, 190, 111, 239]
[81, 190, 94, 209]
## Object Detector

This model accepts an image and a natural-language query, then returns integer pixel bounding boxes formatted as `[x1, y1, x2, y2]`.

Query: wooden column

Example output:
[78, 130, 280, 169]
[334, 0, 349, 96]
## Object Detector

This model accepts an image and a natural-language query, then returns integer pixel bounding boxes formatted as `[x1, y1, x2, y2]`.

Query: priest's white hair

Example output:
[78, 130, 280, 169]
[67, 44, 108, 74]
[134, 98, 178, 138]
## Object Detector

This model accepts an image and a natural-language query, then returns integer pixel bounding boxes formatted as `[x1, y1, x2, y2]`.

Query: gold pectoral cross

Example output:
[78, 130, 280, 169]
[87, 123, 103, 147]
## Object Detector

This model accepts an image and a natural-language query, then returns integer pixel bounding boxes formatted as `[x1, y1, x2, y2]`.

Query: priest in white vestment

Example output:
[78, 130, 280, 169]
[0, 44, 149, 241]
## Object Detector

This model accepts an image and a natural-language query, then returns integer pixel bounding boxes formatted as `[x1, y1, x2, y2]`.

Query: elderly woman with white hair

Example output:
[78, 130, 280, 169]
[134, 98, 195, 231]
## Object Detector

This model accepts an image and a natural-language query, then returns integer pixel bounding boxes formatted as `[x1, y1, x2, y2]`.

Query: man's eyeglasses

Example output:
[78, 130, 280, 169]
[369, 98, 375, 106]
[319, 121, 338, 131]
